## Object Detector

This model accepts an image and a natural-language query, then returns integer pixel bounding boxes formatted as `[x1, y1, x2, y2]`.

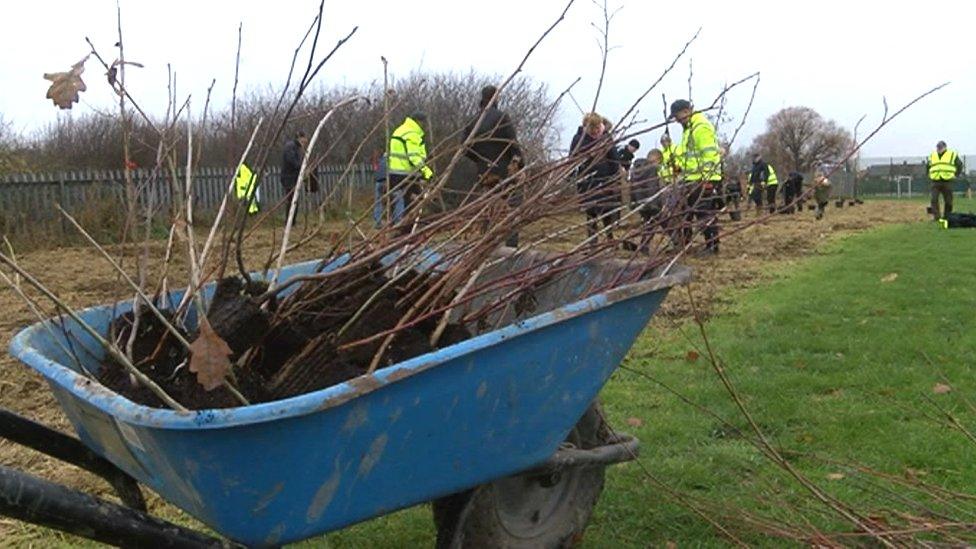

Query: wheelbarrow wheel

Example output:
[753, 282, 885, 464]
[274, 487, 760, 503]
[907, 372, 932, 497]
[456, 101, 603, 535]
[433, 402, 610, 548]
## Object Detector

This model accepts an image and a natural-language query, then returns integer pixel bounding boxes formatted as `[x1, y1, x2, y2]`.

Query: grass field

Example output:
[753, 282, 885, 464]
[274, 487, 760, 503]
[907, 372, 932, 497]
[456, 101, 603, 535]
[3, 199, 975, 546]
[590, 218, 976, 545]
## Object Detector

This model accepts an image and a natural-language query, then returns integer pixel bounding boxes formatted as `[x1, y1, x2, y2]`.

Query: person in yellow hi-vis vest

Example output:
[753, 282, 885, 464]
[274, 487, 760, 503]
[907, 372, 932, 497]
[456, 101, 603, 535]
[764, 162, 779, 214]
[926, 140, 965, 221]
[235, 163, 259, 214]
[388, 113, 434, 222]
[670, 99, 723, 256]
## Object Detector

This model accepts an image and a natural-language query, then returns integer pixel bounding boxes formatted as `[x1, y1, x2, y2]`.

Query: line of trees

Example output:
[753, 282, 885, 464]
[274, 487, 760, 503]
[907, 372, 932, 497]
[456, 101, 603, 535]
[4, 79, 857, 186]
[0, 70, 560, 175]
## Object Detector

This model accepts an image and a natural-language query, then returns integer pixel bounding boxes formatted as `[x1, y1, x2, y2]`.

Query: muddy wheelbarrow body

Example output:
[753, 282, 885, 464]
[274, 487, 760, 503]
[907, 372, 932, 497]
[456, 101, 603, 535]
[7, 250, 688, 546]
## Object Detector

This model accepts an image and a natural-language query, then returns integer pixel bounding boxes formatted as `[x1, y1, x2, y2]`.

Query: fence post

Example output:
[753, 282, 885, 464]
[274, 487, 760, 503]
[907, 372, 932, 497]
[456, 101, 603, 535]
[58, 172, 68, 235]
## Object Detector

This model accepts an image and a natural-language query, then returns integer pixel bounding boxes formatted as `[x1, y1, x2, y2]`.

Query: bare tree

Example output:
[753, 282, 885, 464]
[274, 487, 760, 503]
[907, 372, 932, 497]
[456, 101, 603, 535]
[752, 106, 852, 173]
[722, 145, 752, 180]
[0, 114, 27, 174]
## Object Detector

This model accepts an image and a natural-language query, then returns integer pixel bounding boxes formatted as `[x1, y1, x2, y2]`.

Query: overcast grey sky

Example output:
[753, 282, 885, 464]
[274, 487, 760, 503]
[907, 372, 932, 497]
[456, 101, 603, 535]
[3, 0, 974, 159]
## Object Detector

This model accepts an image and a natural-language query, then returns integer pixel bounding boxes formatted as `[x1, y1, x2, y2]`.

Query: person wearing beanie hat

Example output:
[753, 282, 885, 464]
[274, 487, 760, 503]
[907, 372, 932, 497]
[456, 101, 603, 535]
[669, 99, 723, 255]
[463, 84, 524, 246]
[463, 85, 522, 182]
[281, 131, 308, 197]
[615, 138, 641, 174]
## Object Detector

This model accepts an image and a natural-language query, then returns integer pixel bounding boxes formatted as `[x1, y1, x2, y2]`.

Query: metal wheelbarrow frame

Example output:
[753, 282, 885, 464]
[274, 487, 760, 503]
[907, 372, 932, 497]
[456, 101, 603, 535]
[3, 250, 689, 547]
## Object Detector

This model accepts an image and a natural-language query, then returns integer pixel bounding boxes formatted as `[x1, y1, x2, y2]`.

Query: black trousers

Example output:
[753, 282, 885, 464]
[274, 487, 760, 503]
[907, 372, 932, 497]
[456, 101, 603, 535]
[783, 183, 798, 214]
[584, 206, 620, 240]
[683, 184, 720, 251]
[749, 185, 763, 208]
[930, 181, 954, 220]
[815, 200, 828, 220]
[766, 185, 778, 213]
[795, 186, 806, 211]
[474, 171, 522, 247]
[724, 183, 742, 220]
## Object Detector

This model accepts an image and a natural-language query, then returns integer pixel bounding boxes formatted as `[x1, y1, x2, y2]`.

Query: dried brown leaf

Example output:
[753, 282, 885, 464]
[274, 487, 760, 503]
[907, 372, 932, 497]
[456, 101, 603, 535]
[43, 55, 89, 110]
[880, 272, 898, 283]
[932, 382, 952, 395]
[188, 316, 232, 391]
[685, 350, 699, 363]
[625, 417, 643, 428]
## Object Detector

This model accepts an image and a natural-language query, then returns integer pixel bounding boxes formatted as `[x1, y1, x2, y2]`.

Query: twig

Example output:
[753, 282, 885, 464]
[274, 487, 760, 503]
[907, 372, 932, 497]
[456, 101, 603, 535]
[684, 286, 894, 545]
[268, 96, 364, 291]
[0, 266, 87, 375]
[57, 205, 250, 406]
[231, 21, 243, 137]
[0, 251, 186, 411]
[589, 0, 621, 112]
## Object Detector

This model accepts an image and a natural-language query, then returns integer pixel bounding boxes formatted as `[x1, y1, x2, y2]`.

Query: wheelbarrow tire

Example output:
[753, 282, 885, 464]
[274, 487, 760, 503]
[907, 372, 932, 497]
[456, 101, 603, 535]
[433, 402, 609, 548]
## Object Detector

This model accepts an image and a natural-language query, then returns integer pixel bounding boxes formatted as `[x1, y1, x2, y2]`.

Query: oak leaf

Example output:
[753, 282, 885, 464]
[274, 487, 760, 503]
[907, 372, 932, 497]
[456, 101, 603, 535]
[189, 316, 232, 391]
[43, 55, 89, 110]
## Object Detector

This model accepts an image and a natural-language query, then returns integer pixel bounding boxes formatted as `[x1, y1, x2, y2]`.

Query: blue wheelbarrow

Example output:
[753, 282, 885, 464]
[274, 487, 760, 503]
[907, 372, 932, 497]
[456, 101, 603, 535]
[3, 249, 689, 547]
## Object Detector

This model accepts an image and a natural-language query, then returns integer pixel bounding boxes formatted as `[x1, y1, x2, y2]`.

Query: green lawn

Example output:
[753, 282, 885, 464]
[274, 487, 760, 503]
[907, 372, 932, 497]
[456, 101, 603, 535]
[316, 215, 976, 547]
[592, 220, 976, 545]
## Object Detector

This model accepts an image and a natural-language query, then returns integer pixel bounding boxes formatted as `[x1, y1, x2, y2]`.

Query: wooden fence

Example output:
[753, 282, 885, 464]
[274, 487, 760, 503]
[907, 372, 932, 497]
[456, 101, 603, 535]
[0, 164, 373, 241]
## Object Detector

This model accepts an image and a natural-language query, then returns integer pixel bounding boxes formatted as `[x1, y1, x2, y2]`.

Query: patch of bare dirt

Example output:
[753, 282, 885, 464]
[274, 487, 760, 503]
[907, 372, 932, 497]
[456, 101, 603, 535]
[654, 200, 926, 324]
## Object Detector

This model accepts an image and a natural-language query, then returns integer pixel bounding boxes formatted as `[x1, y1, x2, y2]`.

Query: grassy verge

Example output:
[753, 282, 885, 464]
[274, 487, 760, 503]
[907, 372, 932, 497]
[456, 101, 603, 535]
[590, 219, 976, 545]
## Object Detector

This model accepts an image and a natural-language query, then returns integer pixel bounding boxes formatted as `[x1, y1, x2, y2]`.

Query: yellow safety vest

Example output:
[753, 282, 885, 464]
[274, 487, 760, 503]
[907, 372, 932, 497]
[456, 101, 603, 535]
[928, 150, 958, 181]
[766, 165, 778, 186]
[235, 163, 259, 214]
[657, 163, 673, 182]
[389, 117, 433, 180]
[659, 143, 677, 182]
[675, 112, 722, 182]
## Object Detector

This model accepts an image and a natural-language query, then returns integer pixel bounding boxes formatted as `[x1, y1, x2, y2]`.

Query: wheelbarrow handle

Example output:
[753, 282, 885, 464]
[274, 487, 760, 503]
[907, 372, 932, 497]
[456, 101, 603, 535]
[0, 408, 145, 511]
[0, 464, 233, 549]
[534, 432, 640, 474]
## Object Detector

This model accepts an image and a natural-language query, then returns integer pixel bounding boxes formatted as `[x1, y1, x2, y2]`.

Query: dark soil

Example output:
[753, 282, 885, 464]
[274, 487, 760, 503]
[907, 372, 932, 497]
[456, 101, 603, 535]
[97, 267, 471, 410]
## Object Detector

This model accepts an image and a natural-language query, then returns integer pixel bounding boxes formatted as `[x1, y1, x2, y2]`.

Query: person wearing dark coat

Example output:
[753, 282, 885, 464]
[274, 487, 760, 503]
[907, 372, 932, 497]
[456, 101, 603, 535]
[630, 150, 663, 223]
[748, 154, 769, 214]
[464, 85, 524, 247]
[464, 85, 523, 182]
[616, 139, 641, 174]
[570, 113, 622, 241]
[281, 132, 308, 195]
[783, 171, 804, 214]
